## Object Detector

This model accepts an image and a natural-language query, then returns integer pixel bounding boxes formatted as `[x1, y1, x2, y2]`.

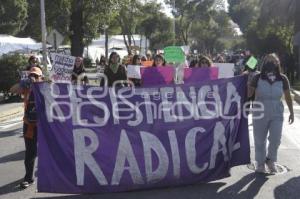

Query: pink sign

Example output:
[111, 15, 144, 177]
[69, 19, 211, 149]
[184, 67, 219, 83]
[140, 66, 175, 86]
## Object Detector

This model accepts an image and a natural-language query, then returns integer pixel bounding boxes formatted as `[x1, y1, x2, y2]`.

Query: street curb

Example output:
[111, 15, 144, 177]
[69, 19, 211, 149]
[292, 89, 300, 105]
[0, 106, 23, 122]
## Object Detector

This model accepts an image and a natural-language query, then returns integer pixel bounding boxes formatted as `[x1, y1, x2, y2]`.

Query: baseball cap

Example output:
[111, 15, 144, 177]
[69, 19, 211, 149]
[29, 66, 43, 76]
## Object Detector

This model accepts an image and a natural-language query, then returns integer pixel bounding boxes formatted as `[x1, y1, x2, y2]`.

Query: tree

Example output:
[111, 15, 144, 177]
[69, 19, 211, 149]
[0, 0, 28, 35]
[0, 54, 27, 98]
[228, 0, 295, 56]
[138, 2, 174, 50]
[190, 10, 234, 54]
[18, 0, 70, 41]
[112, 0, 143, 54]
[69, 0, 117, 56]
[228, 0, 260, 34]
[165, 0, 215, 45]
[18, 0, 117, 57]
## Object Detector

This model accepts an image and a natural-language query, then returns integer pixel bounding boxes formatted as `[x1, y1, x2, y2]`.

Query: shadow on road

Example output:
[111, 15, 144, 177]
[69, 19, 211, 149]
[0, 128, 22, 139]
[0, 150, 25, 164]
[274, 176, 300, 199]
[30, 172, 269, 199]
[0, 178, 23, 195]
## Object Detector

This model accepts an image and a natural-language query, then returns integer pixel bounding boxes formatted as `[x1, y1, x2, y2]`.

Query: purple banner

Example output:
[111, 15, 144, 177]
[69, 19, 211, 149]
[33, 75, 250, 194]
[184, 67, 219, 83]
[140, 66, 175, 86]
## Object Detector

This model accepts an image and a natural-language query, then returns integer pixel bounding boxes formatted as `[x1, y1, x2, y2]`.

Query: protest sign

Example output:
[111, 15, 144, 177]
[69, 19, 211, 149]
[246, 56, 258, 69]
[33, 76, 250, 193]
[214, 63, 235, 78]
[50, 53, 76, 82]
[127, 65, 142, 79]
[163, 46, 185, 64]
[184, 67, 219, 83]
[20, 70, 30, 80]
[140, 66, 175, 86]
[141, 61, 153, 67]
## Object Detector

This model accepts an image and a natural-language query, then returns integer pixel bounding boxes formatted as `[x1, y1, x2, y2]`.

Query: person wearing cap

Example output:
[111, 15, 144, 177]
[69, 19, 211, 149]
[10, 66, 44, 189]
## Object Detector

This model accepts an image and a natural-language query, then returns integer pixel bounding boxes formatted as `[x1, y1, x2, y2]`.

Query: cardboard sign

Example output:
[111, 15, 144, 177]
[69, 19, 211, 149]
[50, 53, 76, 82]
[163, 46, 185, 64]
[127, 65, 141, 79]
[140, 66, 175, 86]
[246, 56, 258, 69]
[214, 63, 235, 78]
[141, 61, 153, 67]
[20, 70, 30, 80]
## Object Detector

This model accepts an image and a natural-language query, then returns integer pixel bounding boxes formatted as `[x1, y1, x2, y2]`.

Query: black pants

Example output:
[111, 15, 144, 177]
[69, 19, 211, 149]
[23, 124, 37, 182]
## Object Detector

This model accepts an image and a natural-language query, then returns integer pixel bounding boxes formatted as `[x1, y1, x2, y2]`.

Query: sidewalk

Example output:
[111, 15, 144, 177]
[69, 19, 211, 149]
[292, 89, 300, 105]
[0, 103, 23, 122]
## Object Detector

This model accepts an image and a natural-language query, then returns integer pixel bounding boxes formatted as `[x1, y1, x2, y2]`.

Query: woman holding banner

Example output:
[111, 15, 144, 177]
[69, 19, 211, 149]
[248, 53, 294, 174]
[10, 66, 44, 189]
[101, 52, 127, 87]
[198, 55, 212, 68]
[152, 54, 166, 67]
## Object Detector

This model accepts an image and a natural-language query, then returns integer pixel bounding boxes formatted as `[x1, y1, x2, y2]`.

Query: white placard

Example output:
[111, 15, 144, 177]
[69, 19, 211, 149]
[214, 63, 235, 78]
[20, 71, 30, 80]
[127, 65, 141, 79]
[50, 53, 76, 82]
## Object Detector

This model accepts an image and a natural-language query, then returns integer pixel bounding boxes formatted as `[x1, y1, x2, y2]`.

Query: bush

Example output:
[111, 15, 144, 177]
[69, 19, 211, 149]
[83, 57, 94, 68]
[0, 53, 28, 97]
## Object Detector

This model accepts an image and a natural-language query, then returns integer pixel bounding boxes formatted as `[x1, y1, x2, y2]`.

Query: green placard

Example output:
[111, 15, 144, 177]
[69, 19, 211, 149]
[246, 56, 258, 69]
[163, 46, 185, 64]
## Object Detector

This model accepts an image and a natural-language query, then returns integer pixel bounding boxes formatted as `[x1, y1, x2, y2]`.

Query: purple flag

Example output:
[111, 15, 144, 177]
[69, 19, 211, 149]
[184, 67, 219, 83]
[140, 66, 175, 86]
[33, 75, 250, 194]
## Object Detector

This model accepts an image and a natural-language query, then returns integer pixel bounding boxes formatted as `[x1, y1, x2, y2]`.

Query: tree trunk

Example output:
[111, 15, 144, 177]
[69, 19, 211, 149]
[105, 28, 109, 60]
[70, 0, 84, 57]
[295, 0, 300, 33]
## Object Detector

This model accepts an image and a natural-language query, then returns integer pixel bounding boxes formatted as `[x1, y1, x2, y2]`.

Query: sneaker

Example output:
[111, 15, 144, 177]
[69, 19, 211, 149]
[266, 159, 277, 173]
[20, 180, 34, 189]
[255, 164, 266, 173]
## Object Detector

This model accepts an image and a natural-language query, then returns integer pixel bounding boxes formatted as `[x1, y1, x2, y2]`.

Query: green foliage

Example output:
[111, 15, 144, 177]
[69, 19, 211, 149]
[83, 57, 93, 68]
[228, 0, 260, 34]
[190, 10, 235, 53]
[165, 0, 215, 45]
[138, 4, 175, 50]
[0, 0, 28, 35]
[0, 54, 27, 96]
[228, 0, 296, 56]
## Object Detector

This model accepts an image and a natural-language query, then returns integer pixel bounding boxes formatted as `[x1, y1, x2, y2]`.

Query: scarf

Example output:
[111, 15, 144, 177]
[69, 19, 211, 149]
[110, 63, 119, 74]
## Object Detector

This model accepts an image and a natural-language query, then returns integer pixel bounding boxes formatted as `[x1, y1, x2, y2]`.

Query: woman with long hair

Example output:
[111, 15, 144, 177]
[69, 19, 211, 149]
[248, 53, 294, 174]
[102, 52, 127, 87]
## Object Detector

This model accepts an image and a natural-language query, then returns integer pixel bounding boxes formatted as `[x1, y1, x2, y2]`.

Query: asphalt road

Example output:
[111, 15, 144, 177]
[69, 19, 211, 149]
[1, 102, 300, 199]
